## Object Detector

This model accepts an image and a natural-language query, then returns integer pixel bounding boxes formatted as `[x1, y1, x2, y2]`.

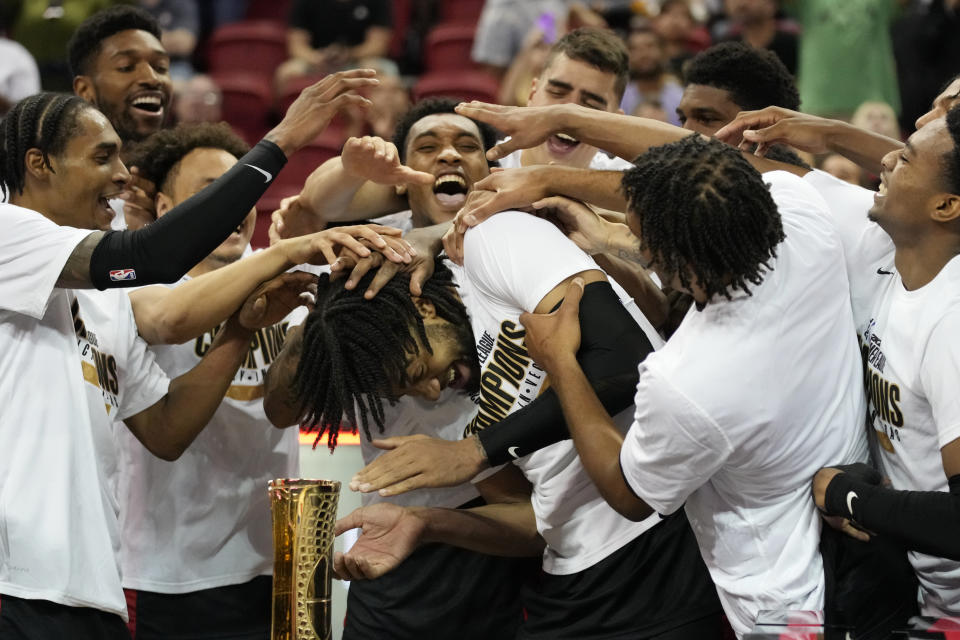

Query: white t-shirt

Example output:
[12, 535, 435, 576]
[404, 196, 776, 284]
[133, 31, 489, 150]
[459, 210, 664, 575]
[619, 172, 870, 636]
[0, 203, 168, 618]
[806, 170, 960, 616]
[115, 277, 303, 593]
[497, 141, 634, 172]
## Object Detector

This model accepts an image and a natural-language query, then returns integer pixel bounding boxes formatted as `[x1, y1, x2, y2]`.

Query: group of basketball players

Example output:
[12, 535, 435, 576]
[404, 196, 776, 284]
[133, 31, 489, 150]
[2, 5, 960, 640]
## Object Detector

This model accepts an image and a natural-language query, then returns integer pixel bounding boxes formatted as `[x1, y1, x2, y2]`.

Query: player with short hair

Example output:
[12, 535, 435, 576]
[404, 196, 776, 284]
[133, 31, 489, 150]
[0, 76, 393, 639]
[114, 122, 302, 640]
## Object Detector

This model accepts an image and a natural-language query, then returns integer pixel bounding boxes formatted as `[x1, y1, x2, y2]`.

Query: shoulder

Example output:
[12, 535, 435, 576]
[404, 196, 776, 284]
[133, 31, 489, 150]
[589, 152, 633, 171]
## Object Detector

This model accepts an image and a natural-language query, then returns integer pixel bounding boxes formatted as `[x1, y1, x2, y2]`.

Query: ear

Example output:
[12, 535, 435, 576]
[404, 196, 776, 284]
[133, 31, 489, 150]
[932, 193, 960, 224]
[412, 296, 437, 319]
[155, 191, 174, 217]
[24, 148, 52, 181]
[527, 76, 538, 105]
[73, 75, 96, 103]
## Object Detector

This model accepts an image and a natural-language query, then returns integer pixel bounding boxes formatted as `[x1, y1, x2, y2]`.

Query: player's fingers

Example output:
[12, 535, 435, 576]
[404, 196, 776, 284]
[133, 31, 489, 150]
[332, 551, 349, 580]
[378, 473, 429, 497]
[409, 263, 431, 297]
[486, 139, 517, 162]
[341, 552, 368, 581]
[365, 262, 400, 299]
[398, 165, 436, 185]
[344, 257, 377, 290]
[335, 508, 365, 536]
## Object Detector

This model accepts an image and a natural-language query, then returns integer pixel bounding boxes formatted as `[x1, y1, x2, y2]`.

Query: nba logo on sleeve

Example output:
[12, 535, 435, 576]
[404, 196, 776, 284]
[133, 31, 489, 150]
[109, 268, 137, 281]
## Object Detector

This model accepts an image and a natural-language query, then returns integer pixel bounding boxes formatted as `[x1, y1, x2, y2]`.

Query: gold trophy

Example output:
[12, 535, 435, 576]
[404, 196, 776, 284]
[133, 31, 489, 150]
[269, 479, 340, 640]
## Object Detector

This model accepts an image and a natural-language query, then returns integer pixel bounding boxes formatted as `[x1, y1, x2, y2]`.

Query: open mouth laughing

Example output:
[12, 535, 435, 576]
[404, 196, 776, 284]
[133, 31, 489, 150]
[433, 172, 469, 208]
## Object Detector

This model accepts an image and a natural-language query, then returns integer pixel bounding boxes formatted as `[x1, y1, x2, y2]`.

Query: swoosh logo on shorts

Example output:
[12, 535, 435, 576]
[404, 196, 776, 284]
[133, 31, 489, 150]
[507, 446, 521, 459]
[846, 490, 858, 516]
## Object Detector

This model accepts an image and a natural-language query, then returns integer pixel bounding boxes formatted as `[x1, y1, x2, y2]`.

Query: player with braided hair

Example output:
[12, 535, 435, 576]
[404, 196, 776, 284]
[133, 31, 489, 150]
[295, 257, 474, 447]
[620, 135, 784, 301]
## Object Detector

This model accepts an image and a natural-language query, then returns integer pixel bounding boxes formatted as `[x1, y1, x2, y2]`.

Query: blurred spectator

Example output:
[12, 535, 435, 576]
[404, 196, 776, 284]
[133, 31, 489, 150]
[714, 0, 798, 75]
[11, 0, 116, 91]
[652, 0, 709, 76]
[0, 35, 40, 115]
[633, 98, 671, 122]
[497, 25, 554, 106]
[892, 0, 960, 132]
[851, 99, 902, 140]
[208, 0, 249, 28]
[471, 1, 607, 79]
[365, 69, 410, 139]
[620, 25, 683, 125]
[138, 0, 199, 79]
[173, 73, 222, 124]
[818, 152, 862, 185]
[275, 0, 392, 93]
[788, 0, 905, 118]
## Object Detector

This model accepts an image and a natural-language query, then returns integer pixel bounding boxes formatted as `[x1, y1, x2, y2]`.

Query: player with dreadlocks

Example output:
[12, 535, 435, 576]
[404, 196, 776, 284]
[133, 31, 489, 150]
[295, 257, 474, 447]
[267, 167, 724, 638]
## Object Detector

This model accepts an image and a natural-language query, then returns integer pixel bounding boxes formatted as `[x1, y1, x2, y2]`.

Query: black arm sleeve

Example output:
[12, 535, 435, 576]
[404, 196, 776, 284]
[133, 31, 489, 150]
[824, 465, 960, 560]
[478, 281, 654, 466]
[88, 140, 286, 289]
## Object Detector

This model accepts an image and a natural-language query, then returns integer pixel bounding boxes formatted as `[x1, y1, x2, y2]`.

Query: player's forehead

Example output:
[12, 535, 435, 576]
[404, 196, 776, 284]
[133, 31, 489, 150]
[407, 114, 483, 147]
[906, 117, 950, 158]
[67, 107, 122, 153]
[541, 54, 618, 98]
[935, 79, 960, 109]
[94, 29, 167, 68]
[679, 84, 738, 113]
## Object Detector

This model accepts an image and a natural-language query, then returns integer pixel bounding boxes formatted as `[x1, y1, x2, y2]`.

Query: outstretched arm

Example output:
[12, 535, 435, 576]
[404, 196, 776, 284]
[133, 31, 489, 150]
[59, 70, 380, 290]
[270, 135, 432, 240]
[130, 225, 408, 345]
[714, 106, 902, 175]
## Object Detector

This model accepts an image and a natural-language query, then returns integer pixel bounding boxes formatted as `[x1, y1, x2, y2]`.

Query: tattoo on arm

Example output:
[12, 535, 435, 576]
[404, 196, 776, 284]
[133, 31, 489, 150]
[265, 323, 306, 422]
[613, 237, 648, 266]
[56, 231, 104, 289]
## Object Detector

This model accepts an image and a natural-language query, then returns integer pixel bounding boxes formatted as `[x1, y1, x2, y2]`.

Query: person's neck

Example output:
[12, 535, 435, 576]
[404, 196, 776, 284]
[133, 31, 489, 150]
[892, 234, 960, 290]
[12, 192, 77, 228]
[739, 18, 777, 49]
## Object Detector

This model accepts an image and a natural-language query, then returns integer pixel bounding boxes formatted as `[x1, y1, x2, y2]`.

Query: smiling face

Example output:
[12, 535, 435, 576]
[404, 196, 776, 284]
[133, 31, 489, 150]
[916, 78, 960, 131]
[676, 83, 742, 137]
[402, 113, 490, 226]
[74, 28, 172, 143]
[393, 299, 480, 402]
[156, 147, 256, 268]
[525, 53, 622, 168]
[42, 108, 130, 231]
[871, 117, 958, 241]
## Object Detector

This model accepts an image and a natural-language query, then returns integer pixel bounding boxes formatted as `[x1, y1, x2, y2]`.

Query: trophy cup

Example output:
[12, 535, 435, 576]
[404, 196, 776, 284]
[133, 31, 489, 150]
[269, 479, 340, 640]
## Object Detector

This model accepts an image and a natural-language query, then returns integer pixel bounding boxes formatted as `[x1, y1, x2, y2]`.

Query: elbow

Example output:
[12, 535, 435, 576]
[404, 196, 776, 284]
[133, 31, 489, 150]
[264, 394, 301, 429]
[148, 440, 186, 462]
[151, 308, 194, 345]
[618, 501, 655, 522]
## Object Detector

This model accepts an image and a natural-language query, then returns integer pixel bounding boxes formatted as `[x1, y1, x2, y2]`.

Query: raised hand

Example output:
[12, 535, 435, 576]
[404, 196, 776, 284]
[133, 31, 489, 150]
[714, 106, 835, 157]
[348, 435, 487, 497]
[455, 101, 570, 161]
[333, 503, 426, 580]
[269, 195, 325, 244]
[530, 196, 616, 255]
[266, 69, 380, 156]
[237, 271, 315, 330]
[341, 135, 435, 186]
[117, 166, 157, 230]
[278, 224, 409, 267]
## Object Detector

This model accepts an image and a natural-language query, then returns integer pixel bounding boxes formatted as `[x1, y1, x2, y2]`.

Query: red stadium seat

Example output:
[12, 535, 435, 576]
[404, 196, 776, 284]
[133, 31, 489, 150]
[245, 0, 292, 24]
[207, 21, 288, 83]
[389, 0, 413, 60]
[439, 0, 485, 25]
[423, 23, 477, 72]
[212, 73, 274, 145]
[413, 70, 499, 104]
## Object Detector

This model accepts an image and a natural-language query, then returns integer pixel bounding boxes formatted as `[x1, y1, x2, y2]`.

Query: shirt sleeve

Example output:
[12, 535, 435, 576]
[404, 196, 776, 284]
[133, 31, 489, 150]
[620, 362, 734, 514]
[0, 205, 94, 318]
[116, 297, 170, 421]
[462, 211, 599, 312]
[920, 310, 960, 449]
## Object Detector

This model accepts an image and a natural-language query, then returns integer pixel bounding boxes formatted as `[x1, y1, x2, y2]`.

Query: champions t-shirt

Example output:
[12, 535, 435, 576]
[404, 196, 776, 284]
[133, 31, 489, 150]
[619, 172, 870, 636]
[0, 203, 147, 618]
[458, 210, 663, 575]
[115, 276, 302, 593]
[806, 170, 960, 617]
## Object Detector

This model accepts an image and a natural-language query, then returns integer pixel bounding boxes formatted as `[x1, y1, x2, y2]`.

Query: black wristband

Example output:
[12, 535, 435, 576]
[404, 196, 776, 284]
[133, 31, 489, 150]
[89, 140, 286, 288]
[478, 281, 653, 466]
